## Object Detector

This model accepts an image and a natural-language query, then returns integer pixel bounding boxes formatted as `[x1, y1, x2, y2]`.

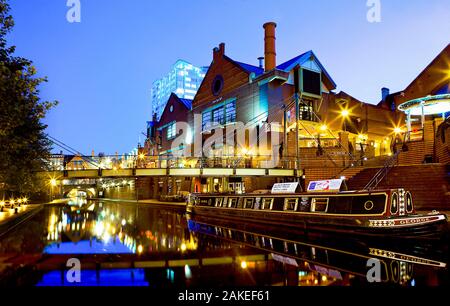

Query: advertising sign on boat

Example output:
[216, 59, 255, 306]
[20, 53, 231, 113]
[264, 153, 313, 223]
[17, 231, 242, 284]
[271, 182, 299, 194]
[307, 179, 343, 193]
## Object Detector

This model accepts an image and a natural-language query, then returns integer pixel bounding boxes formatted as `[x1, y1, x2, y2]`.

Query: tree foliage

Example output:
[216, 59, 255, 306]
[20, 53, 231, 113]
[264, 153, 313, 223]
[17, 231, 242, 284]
[0, 0, 57, 196]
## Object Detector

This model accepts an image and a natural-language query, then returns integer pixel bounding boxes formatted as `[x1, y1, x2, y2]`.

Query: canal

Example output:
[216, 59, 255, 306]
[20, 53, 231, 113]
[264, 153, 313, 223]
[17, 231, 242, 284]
[0, 199, 448, 287]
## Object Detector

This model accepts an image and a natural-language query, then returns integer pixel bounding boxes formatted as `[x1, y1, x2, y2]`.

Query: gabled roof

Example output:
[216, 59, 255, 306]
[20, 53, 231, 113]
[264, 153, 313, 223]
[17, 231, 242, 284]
[276, 51, 311, 70]
[233, 61, 265, 76]
[178, 97, 192, 110]
[222, 55, 265, 77]
[403, 43, 450, 94]
[277, 50, 337, 90]
[163, 93, 192, 111]
[158, 93, 192, 124]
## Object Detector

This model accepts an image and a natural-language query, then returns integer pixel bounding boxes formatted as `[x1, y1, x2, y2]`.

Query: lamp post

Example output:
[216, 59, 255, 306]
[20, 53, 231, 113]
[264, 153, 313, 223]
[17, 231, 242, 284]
[49, 178, 57, 201]
[341, 109, 350, 132]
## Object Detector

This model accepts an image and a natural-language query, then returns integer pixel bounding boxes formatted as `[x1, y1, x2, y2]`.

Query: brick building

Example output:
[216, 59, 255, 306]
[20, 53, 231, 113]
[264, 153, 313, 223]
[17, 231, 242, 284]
[144, 22, 405, 196]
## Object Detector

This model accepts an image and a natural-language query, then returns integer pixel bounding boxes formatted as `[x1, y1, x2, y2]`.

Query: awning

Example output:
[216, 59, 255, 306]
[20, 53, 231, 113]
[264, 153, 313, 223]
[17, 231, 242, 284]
[398, 94, 450, 116]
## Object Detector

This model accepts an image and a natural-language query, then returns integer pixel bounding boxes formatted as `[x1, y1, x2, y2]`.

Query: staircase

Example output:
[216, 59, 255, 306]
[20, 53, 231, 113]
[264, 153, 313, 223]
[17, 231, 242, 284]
[339, 167, 365, 180]
[347, 164, 450, 210]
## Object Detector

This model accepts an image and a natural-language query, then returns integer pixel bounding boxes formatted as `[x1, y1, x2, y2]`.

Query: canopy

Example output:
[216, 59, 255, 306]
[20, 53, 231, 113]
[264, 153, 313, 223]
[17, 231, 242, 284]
[398, 94, 450, 116]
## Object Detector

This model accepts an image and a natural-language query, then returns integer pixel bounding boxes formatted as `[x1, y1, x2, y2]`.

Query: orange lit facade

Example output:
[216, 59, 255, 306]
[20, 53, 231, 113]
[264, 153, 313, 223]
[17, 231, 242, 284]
[144, 23, 449, 209]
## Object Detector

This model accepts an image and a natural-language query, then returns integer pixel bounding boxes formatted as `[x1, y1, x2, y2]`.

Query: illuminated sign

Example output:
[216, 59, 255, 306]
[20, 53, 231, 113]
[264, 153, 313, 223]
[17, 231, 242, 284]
[270, 253, 298, 267]
[309, 264, 343, 280]
[307, 179, 343, 193]
[271, 182, 299, 194]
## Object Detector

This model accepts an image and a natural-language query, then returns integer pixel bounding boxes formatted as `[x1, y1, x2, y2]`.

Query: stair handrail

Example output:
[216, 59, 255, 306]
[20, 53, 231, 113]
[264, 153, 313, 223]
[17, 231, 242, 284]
[330, 154, 371, 180]
[363, 150, 401, 191]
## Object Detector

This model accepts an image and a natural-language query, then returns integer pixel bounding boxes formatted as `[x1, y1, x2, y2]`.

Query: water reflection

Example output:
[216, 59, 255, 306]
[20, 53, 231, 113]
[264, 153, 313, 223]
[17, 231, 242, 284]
[0, 199, 448, 287]
[43, 199, 196, 255]
[187, 216, 449, 286]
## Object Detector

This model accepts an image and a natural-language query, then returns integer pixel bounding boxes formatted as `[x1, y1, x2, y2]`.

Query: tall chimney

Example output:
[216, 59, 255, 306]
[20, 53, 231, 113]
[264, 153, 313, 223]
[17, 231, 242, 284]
[263, 22, 277, 72]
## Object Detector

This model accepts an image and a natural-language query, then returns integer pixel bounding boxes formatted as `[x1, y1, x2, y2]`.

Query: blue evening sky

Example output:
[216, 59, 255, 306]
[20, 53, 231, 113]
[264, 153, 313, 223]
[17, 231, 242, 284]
[7, 0, 450, 155]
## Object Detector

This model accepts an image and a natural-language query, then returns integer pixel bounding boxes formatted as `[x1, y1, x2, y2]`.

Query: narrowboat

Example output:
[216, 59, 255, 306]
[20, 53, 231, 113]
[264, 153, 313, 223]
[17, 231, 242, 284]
[186, 181, 448, 237]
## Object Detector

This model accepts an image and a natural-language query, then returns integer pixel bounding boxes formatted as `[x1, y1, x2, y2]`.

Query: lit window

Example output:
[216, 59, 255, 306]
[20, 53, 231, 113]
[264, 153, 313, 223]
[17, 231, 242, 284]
[202, 99, 236, 131]
[225, 100, 236, 123]
[213, 107, 225, 125]
[202, 112, 212, 131]
[167, 122, 177, 139]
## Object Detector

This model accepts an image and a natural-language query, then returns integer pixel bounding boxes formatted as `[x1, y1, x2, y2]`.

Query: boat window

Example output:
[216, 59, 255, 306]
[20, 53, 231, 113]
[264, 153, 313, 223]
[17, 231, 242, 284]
[311, 198, 329, 213]
[222, 198, 227, 207]
[406, 192, 413, 213]
[284, 198, 298, 211]
[215, 198, 223, 207]
[391, 192, 399, 214]
[228, 197, 238, 208]
[261, 198, 274, 210]
[199, 198, 210, 206]
[243, 198, 254, 209]
[364, 201, 374, 211]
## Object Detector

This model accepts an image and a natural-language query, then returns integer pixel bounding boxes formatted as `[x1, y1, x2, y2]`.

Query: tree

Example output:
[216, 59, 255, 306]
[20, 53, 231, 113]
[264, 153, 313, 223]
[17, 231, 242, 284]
[0, 0, 57, 197]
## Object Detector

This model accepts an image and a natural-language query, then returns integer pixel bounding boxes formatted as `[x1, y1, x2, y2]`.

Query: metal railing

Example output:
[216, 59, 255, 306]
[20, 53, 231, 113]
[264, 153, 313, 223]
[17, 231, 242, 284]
[44, 150, 370, 173]
[44, 154, 302, 172]
[403, 129, 424, 143]
[363, 150, 401, 191]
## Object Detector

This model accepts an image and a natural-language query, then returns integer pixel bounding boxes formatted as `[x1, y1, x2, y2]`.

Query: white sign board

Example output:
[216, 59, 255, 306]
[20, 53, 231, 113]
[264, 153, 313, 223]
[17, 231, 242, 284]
[307, 179, 343, 193]
[271, 182, 299, 194]
[271, 253, 299, 267]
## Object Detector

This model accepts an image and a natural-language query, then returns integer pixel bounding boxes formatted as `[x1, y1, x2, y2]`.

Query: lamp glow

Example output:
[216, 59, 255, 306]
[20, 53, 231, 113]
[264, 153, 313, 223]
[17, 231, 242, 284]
[394, 127, 403, 134]
[341, 109, 350, 117]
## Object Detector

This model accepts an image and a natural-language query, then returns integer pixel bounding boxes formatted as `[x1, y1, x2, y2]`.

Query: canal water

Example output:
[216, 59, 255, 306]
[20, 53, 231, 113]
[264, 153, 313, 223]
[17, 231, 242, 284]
[0, 199, 448, 287]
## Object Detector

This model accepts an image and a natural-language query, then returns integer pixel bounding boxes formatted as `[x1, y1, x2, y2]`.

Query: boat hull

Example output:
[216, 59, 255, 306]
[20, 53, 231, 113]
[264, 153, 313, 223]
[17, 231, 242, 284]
[187, 205, 448, 238]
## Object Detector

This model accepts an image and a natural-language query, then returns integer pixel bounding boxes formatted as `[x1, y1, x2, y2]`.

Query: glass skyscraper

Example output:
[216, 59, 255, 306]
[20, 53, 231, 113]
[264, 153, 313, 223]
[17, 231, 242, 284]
[151, 60, 208, 121]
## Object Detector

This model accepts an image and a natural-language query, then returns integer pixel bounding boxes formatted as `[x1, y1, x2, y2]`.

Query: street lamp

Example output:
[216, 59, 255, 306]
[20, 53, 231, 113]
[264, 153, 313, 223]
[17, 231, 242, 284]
[49, 178, 57, 201]
[394, 127, 403, 134]
[341, 109, 350, 132]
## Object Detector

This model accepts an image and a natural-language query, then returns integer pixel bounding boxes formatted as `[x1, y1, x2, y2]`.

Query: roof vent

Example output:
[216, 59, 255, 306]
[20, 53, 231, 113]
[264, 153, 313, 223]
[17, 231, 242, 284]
[258, 57, 264, 69]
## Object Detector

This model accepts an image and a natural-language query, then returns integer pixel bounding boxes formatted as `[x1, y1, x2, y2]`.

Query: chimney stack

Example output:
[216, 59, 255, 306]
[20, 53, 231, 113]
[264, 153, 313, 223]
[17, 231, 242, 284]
[263, 22, 277, 72]
[213, 43, 225, 62]
[381, 87, 390, 101]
